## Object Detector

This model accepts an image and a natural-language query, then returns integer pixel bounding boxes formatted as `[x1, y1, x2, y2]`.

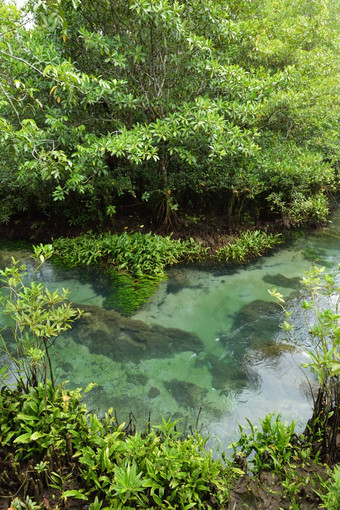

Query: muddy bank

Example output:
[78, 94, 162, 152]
[229, 461, 330, 510]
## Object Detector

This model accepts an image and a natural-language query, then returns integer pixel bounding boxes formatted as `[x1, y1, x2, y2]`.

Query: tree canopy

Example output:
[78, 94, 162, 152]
[0, 0, 339, 229]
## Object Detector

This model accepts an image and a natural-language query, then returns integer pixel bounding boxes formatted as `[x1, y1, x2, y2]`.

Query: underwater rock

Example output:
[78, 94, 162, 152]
[263, 273, 301, 289]
[169, 268, 190, 285]
[245, 341, 295, 360]
[229, 299, 281, 343]
[127, 372, 148, 386]
[235, 299, 279, 323]
[213, 299, 283, 369]
[148, 386, 160, 399]
[73, 304, 204, 363]
[166, 269, 191, 294]
[195, 353, 248, 391]
[164, 378, 208, 408]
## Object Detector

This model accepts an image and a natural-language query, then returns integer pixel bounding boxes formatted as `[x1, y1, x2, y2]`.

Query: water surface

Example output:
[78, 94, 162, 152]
[1, 212, 339, 446]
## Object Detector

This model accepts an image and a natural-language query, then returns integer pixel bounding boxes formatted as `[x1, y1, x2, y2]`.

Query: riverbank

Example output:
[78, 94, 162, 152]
[0, 209, 298, 251]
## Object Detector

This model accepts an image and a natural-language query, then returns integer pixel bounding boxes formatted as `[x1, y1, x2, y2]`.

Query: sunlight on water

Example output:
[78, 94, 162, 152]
[0, 211, 339, 445]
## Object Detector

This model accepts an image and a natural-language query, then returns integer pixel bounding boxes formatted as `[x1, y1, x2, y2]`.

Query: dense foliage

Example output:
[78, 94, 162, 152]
[0, 0, 339, 230]
[49, 231, 208, 314]
[0, 383, 235, 509]
[49, 229, 282, 314]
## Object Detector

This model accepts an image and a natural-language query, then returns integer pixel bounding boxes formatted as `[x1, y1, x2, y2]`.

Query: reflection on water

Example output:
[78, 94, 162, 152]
[1, 210, 340, 445]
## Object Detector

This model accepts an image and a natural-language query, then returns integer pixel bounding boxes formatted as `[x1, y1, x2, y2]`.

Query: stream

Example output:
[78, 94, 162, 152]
[1, 210, 339, 447]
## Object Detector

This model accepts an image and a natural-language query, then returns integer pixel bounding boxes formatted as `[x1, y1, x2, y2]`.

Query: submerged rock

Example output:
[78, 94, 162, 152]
[229, 299, 281, 343]
[127, 372, 148, 386]
[214, 299, 284, 369]
[235, 299, 279, 323]
[195, 353, 248, 391]
[164, 379, 208, 408]
[245, 341, 295, 360]
[73, 304, 204, 363]
[263, 273, 301, 289]
[148, 386, 160, 399]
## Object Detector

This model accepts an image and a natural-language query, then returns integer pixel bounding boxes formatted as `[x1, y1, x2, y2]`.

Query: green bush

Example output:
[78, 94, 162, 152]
[288, 192, 329, 226]
[0, 384, 234, 509]
[216, 230, 282, 263]
[76, 417, 232, 508]
[0, 381, 89, 460]
[0, 251, 82, 390]
[229, 413, 299, 474]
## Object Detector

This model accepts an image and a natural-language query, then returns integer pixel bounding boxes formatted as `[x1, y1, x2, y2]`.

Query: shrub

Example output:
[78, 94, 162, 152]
[0, 385, 233, 509]
[288, 192, 329, 226]
[0, 248, 82, 391]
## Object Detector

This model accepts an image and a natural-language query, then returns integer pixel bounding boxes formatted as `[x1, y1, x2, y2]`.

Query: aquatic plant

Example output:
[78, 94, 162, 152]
[102, 270, 159, 316]
[216, 230, 282, 263]
[50, 232, 208, 315]
[51, 232, 208, 277]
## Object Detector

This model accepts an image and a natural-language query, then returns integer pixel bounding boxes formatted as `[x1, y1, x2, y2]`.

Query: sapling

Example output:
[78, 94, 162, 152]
[0, 244, 82, 392]
[269, 265, 340, 464]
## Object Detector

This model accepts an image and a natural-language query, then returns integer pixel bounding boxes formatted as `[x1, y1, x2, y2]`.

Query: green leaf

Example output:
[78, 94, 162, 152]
[84, 382, 97, 394]
[16, 413, 39, 422]
[61, 490, 87, 500]
[30, 431, 46, 441]
[13, 432, 32, 444]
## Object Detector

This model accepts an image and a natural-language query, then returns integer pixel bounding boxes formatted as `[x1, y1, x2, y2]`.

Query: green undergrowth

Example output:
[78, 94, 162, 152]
[318, 465, 340, 510]
[51, 231, 208, 277]
[50, 232, 208, 315]
[0, 383, 337, 510]
[229, 413, 301, 475]
[0, 381, 236, 509]
[217, 230, 283, 263]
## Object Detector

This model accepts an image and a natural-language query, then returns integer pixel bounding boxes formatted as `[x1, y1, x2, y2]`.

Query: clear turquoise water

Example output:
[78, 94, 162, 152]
[1, 211, 339, 446]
